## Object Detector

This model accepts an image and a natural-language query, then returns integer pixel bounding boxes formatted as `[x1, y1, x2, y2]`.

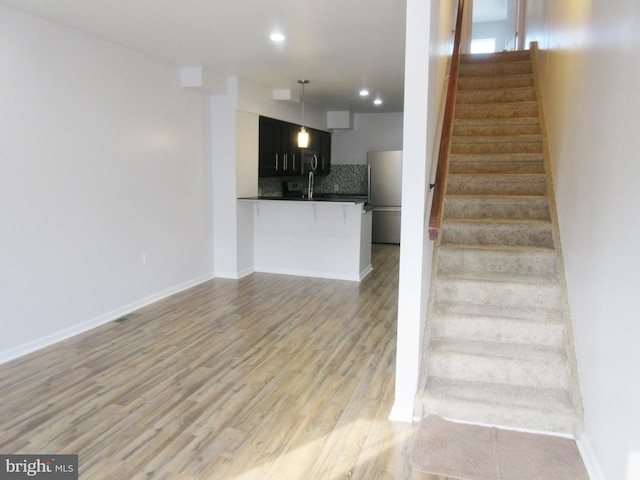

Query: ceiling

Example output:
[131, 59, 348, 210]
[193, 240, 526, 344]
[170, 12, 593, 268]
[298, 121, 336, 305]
[3, 0, 507, 114]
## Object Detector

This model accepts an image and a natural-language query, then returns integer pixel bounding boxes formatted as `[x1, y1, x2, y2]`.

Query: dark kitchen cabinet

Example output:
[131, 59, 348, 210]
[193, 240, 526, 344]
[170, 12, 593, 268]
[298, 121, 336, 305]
[317, 129, 331, 175]
[301, 128, 331, 176]
[259, 116, 330, 177]
[259, 116, 278, 177]
[259, 116, 301, 177]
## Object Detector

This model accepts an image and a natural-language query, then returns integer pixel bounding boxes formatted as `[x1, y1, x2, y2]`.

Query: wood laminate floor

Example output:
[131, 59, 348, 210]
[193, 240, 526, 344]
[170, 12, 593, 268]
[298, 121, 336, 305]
[0, 245, 447, 479]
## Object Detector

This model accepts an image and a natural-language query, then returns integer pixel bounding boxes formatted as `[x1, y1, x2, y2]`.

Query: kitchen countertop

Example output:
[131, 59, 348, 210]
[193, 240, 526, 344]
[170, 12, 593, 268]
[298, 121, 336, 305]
[239, 194, 369, 206]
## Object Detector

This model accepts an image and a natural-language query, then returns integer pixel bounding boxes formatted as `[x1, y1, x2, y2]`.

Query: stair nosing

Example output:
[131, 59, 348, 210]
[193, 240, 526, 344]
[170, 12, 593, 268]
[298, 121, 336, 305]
[447, 173, 546, 179]
[445, 194, 548, 202]
[430, 309, 565, 326]
[452, 134, 542, 142]
[432, 301, 564, 321]
[430, 339, 567, 361]
[455, 100, 538, 110]
[425, 377, 576, 412]
[441, 217, 552, 227]
[436, 271, 558, 285]
[437, 243, 555, 254]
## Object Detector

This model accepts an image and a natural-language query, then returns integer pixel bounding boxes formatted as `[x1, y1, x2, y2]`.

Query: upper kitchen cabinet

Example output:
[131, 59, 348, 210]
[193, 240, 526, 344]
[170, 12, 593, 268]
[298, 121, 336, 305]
[301, 127, 331, 176]
[259, 116, 301, 177]
[317, 128, 331, 175]
[259, 116, 330, 177]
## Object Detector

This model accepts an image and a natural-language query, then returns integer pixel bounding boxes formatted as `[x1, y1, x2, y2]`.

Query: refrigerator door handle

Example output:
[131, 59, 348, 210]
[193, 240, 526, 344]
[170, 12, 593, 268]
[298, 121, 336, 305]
[367, 164, 371, 206]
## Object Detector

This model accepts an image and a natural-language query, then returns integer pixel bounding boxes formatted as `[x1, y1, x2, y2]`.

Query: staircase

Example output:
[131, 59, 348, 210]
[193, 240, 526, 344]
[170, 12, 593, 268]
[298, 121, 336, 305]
[415, 49, 584, 436]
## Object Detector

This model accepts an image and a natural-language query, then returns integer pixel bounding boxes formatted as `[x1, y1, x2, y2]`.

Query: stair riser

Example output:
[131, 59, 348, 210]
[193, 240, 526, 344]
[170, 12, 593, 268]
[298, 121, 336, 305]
[444, 198, 550, 221]
[457, 88, 536, 105]
[449, 159, 545, 175]
[461, 52, 531, 64]
[453, 123, 541, 136]
[421, 396, 580, 435]
[431, 315, 565, 349]
[460, 62, 532, 77]
[434, 278, 563, 310]
[455, 105, 539, 120]
[451, 142, 542, 155]
[458, 75, 534, 90]
[441, 222, 554, 248]
[437, 247, 557, 277]
[446, 176, 547, 195]
[428, 351, 570, 389]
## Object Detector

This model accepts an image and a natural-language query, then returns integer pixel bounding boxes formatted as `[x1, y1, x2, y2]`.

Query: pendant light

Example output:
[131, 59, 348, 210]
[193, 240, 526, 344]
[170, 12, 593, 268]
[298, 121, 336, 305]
[297, 79, 310, 148]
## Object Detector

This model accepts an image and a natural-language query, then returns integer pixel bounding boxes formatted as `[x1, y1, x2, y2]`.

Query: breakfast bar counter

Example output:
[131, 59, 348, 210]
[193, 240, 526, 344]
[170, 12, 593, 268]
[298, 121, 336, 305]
[238, 197, 372, 281]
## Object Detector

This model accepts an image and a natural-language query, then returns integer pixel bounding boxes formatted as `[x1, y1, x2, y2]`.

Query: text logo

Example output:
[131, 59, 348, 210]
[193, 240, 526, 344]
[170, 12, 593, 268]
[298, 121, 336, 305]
[0, 455, 77, 479]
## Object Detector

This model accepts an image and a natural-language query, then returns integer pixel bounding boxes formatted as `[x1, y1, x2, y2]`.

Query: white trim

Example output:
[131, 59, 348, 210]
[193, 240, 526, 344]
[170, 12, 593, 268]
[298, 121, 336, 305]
[254, 266, 364, 282]
[576, 433, 606, 480]
[388, 402, 415, 423]
[215, 267, 255, 280]
[0, 273, 214, 365]
[359, 264, 373, 281]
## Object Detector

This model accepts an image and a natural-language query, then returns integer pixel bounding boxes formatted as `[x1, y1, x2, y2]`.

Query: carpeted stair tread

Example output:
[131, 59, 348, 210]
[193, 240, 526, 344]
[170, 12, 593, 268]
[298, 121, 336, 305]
[426, 377, 576, 413]
[455, 103, 539, 120]
[443, 195, 550, 221]
[431, 311, 565, 348]
[436, 271, 558, 285]
[430, 339, 566, 363]
[433, 275, 563, 310]
[459, 61, 532, 77]
[455, 114, 539, 123]
[446, 173, 547, 195]
[450, 152, 544, 161]
[458, 73, 534, 90]
[436, 243, 557, 277]
[422, 377, 580, 434]
[455, 100, 537, 112]
[433, 301, 564, 323]
[440, 219, 554, 248]
[448, 158, 545, 175]
[453, 123, 541, 137]
[428, 340, 570, 390]
[460, 51, 531, 63]
[456, 86, 536, 104]
[452, 134, 542, 144]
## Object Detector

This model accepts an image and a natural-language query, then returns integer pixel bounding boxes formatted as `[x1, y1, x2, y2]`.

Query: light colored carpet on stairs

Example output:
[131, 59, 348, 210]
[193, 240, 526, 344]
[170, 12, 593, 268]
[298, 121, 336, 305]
[414, 47, 583, 437]
[410, 416, 589, 480]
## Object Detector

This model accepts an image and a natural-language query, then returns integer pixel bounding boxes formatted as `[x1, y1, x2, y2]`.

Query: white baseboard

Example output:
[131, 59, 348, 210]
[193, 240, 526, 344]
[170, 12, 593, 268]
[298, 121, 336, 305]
[359, 264, 373, 280]
[388, 402, 414, 423]
[215, 267, 254, 279]
[576, 433, 606, 480]
[0, 273, 215, 365]
[254, 265, 363, 282]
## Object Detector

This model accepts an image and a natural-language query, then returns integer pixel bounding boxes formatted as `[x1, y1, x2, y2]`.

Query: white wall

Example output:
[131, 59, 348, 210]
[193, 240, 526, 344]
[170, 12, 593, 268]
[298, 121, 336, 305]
[331, 113, 404, 165]
[0, 6, 213, 360]
[472, 20, 508, 51]
[525, 2, 640, 479]
[391, 0, 457, 422]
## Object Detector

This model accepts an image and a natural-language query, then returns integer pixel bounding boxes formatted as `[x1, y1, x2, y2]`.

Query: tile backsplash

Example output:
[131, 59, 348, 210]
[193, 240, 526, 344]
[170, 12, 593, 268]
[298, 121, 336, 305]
[258, 164, 368, 197]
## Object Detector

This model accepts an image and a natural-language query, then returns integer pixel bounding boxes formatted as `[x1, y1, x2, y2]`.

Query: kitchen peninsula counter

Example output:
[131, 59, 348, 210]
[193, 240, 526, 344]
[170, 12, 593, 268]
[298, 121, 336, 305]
[238, 197, 372, 281]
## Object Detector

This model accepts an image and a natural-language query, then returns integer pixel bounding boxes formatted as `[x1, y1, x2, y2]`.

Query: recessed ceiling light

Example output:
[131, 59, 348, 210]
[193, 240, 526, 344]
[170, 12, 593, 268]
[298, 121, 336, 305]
[374, 98, 383, 105]
[359, 89, 370, 97]
[270, 33, 285, 42]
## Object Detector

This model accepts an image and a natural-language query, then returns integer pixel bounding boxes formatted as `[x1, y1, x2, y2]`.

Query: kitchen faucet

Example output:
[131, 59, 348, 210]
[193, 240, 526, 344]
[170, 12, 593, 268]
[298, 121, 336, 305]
[308, 170, 314, 199]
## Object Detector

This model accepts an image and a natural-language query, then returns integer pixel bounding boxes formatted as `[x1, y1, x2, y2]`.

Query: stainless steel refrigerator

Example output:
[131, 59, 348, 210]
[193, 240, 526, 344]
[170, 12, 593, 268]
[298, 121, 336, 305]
[367, 150, 402, 244]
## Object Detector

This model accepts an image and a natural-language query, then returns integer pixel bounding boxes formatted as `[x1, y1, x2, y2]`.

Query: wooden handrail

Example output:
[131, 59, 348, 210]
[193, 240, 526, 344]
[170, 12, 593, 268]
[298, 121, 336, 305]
[428, 0, 466, 240]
